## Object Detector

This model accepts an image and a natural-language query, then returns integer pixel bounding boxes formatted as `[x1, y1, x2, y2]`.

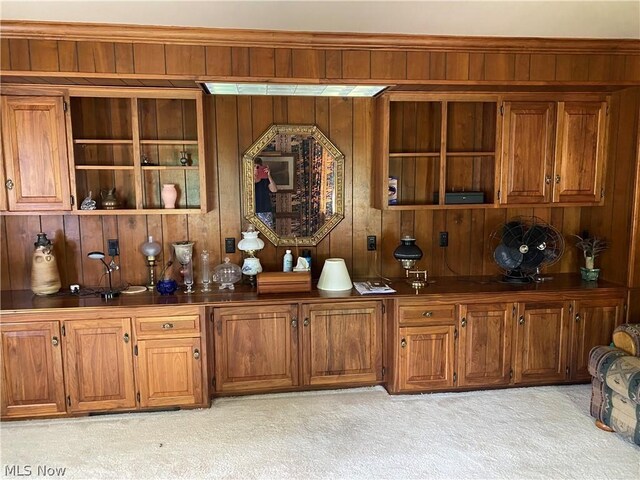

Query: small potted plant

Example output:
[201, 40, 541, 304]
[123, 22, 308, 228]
[574, 234, 609, 281]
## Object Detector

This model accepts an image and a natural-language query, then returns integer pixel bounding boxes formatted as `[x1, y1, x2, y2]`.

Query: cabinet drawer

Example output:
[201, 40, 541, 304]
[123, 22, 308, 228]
[398, 304, 456, 325]
[135, 315, 200, 337]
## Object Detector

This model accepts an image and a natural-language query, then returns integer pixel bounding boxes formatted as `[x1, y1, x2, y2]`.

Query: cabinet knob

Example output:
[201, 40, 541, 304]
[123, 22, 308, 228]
[291, 318, 298, 328]
[555, 175, 561, 184]
[518, 315, 525, 325]
[545, 175, 552, 185]
[51, 336, 59, 347]
[575, 313, 581, 322]
[303, 318, 310, 327]
[5, 179, 14, 190]
[461, 317, 467, 327]
[400, 338, 407, 348]
[422, 311, 433, 317]
[123, 333, 130, 343]
[162, 322, 174, 329]
[193, 348, 200, 360]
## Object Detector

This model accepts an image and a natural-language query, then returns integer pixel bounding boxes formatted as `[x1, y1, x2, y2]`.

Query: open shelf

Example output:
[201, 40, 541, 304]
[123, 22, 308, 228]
[377, 95, 500, 209]
[68, 89, 208, 214]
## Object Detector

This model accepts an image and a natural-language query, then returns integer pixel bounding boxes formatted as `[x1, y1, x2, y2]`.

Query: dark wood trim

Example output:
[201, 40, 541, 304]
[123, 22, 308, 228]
[1, 20, 639, 54]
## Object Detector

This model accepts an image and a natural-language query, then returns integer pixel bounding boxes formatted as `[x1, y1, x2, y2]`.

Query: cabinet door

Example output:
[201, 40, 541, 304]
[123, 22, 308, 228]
[1, 96, 71, 211]
[553, 101, 607, 204]
[570, 297, 624, 381]
[458, 303, 513, 387]
[398, 324, 456, 392]
[500, 102, 556, 204]
[514, 302, 570, 384]
[301, 301, 382, 386]
[1, 322, 66, 419]
[213, 305, 299, 393]
[64, 318, 136, 412]
[136, 338, 203, 408]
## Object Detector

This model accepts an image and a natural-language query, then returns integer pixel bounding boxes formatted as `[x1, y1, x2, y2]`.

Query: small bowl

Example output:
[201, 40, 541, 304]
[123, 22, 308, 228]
[156, 279, 178, 295]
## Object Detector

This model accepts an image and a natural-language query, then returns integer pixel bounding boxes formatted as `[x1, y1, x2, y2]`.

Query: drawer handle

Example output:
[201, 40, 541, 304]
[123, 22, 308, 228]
[303, 318, 310, 327]
[193, 348, 200, 360]
[401, 338, 407, 348]
[291, 318, 298, 328]
[555, 175, 561, 184]
[52, 336, 59, 347]
[123, 333, 130, 343]
[5, 179, 14, 190]
[461, 317, 467, 328]
[422, 311, 433, 317]
[518, 315, 525, 326]
[575, 314, 581, 322]
[162, 323, 174, 329]
[545, 175, 552, 185]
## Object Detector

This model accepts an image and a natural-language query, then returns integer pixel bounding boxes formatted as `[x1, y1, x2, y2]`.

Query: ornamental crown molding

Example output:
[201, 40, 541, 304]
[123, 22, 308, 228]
[1, 20, 639, 55]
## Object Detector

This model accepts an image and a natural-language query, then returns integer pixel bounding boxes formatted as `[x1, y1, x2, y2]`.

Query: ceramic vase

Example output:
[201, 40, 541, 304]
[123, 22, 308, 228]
[100, 188, 118, 210]
[161, 184, 177, 209]
[31, 233, 61, 295]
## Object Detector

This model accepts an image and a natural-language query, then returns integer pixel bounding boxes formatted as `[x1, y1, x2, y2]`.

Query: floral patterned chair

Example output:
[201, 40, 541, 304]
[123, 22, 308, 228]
[589, 323, 640, 445]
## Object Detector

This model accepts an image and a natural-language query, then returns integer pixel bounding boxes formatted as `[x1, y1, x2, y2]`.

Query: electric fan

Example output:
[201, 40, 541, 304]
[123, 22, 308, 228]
[489, 216, 565, 283]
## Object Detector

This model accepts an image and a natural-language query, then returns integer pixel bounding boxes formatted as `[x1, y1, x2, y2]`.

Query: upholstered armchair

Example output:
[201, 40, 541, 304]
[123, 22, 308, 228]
[589, 324, 640, 445]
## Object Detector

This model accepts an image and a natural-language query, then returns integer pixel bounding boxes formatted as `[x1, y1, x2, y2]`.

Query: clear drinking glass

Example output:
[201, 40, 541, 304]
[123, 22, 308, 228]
[201, 250, 211, 292]
[183, 259, 194, 294]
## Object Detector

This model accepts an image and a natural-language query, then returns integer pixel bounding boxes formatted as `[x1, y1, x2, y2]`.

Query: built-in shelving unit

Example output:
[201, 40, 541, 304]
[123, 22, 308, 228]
[67, 88, 208, 214]
[375, 93, 500, 210]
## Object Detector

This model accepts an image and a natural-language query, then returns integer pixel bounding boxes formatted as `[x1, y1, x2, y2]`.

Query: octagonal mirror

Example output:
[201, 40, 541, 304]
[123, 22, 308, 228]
[242, 124, 345, 246]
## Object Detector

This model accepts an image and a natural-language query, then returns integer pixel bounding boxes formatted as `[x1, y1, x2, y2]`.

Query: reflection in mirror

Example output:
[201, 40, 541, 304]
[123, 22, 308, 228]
[243, 125, 344, 247]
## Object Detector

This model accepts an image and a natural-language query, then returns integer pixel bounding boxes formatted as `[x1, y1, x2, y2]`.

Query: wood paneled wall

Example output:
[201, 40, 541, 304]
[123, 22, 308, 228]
[1, 22, 639, 291]
[1, 26, 639, 85]
[1, 94, 594, 290]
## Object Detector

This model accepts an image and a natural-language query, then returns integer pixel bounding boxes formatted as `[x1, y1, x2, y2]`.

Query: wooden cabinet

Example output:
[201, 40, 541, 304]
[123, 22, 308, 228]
[500, 99, 608, 206]
[570, 297, 624, 381]
[67, 88, 209, 214]
[513, 301, 571, 384]
[500, 102, 556, 204]
[458, 303, 513, 387]
[136, 338, 203, 408]
[398, 324, 457, 391]
[375, 93, 499, 209]
[213, 301, 383, 394]
[553, 101, 607, 204]
[63, 317, 136, 413]
[395, 302, 457, 392]
[1, 321, 66, 419]
[133, 309, 205, 408]
[1, 95, 71, 211]
[213, 304, 299, 393]
[301, 301, 382, 386]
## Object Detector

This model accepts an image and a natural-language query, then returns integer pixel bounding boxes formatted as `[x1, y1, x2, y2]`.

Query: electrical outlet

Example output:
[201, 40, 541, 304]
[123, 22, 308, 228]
[225, 237, 236, 254]
[439, 231, 449, 247]
[367, 235, 377, 251]
[108, 239, 119, 257]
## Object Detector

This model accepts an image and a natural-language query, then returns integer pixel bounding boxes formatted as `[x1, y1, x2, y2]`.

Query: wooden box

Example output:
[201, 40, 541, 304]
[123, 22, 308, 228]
[257, 271, 312, 294]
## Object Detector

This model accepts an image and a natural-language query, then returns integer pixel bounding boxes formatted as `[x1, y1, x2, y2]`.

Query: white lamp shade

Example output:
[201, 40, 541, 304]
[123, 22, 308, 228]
[238, 229, 264, 252]
[140, 236, 161, 257]
[317, 258, 353, 291]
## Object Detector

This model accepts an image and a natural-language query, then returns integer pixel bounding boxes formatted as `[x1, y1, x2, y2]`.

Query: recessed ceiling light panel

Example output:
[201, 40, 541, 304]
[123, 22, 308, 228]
[203, 82, 387, 97]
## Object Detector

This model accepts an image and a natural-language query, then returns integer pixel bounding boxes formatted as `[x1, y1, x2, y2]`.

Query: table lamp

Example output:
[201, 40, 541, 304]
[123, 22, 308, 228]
[140, 236, 162, 291]
[87, 251, 120, 299]
[238, 225, 264, 286]
[393, 235, 428, 288]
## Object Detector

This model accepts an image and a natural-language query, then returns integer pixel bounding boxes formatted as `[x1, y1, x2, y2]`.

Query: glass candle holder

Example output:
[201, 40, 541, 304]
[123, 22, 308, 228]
[201, 250, 211, 292]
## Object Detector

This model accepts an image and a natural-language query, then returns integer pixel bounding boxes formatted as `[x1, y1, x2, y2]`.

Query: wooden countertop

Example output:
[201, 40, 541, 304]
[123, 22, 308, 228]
[0, 274, 626, 314]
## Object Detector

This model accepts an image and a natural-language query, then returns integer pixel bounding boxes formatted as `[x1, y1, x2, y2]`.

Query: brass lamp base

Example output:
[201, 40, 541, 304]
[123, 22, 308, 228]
[405, 268, 428, 289]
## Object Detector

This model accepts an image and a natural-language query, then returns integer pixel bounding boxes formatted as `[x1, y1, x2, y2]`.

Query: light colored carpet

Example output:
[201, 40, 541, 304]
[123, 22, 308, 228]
[1, 385, 638, 479]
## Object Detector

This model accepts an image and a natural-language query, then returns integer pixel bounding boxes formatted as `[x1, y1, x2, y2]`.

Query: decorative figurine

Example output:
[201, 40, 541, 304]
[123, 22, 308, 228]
[100, 188, 119, 210]
[179, 151, 189, 166]
[80, 191, 97, 210]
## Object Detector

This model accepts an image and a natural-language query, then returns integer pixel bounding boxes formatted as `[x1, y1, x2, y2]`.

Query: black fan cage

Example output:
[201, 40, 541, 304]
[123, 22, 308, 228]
[489, 216, 565, 275]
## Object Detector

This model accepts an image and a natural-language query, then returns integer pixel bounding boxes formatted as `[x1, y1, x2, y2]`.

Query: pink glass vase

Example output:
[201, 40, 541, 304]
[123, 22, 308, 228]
[161, 184, 177, 209]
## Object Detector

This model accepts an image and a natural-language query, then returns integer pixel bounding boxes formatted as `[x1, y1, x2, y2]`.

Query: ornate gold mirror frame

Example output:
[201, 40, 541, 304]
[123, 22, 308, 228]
[242, 124, 345, 247]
